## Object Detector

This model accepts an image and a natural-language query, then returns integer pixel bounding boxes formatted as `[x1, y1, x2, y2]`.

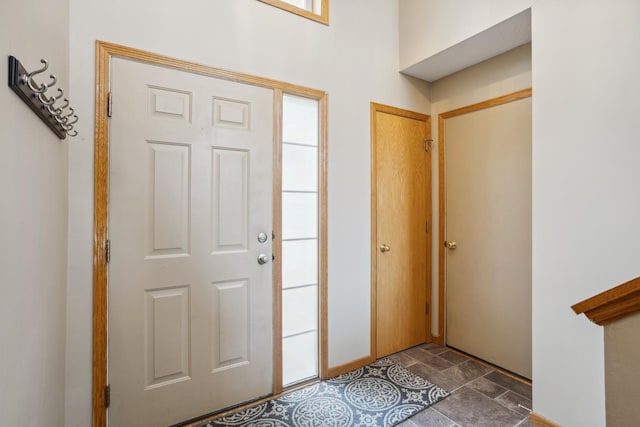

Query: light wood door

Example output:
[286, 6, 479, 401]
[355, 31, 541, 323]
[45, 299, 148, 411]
[373, 104, 431, 358]
[445, 96, 532, 378]
[109, 58, 274, 426]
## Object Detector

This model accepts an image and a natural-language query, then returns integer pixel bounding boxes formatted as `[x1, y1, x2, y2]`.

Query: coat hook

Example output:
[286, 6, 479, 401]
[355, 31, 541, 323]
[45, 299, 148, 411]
[49, 89, 64, 115]
[46, 74, 57, 88]
[53, 88, 63, 101]
[23, 59, 49, 92]
[38, 91, 55, 106]
[57, 98, 70, 111]
[9, 56, 79, 140]
[65, 115, 79, 127]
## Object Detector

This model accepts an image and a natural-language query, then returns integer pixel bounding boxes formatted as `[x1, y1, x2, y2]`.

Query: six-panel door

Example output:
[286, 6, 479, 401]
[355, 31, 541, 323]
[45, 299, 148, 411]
[109, 58, 274, 426]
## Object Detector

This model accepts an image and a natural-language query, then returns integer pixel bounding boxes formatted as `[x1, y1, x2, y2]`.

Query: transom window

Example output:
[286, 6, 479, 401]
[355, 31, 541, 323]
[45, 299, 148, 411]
[259, 0, 329, 25]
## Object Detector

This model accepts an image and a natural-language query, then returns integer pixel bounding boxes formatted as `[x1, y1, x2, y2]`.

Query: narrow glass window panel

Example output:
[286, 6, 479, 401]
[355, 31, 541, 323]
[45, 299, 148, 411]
[281, 0, 312, 12]
[281, 93, 320, 387]
[258, 0, 328, 25]
[282, 332, 318, 385]
[282, 285, 318, 337]
[282, 192, 318, 240]
[282, 144, 318, 192]
[283, 95, 319, 146]
[282, 239, 318, 288]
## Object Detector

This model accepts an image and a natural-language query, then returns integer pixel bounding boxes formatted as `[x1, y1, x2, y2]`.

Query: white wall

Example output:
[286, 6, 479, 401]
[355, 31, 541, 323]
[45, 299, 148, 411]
[403, 0, 640, 426]
[429, 43, 532, 336]
[399, 0, 532, 70]
[605, 312, 640, 427]
[66, 1, 430, 424]
[531, 1, 640, 425]
[0, 0, 69, 425]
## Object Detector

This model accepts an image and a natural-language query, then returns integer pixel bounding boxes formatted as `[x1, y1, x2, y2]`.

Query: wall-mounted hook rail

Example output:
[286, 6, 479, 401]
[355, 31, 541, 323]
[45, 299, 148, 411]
[8, 56, 79, 139]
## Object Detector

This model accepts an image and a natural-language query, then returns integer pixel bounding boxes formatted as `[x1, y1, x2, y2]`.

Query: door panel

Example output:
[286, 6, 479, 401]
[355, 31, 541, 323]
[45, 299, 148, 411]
[109, 58, 274, 426]
[374, 106, 431, 358]
[445, 97, 532, 378]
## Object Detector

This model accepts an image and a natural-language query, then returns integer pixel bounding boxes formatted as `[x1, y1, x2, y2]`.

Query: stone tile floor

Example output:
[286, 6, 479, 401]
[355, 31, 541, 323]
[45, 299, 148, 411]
[391, 343, 533, 427]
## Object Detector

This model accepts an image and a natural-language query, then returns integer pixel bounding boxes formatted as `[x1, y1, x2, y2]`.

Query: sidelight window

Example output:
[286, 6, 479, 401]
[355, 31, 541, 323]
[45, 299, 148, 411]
[280, 94, 320, 386]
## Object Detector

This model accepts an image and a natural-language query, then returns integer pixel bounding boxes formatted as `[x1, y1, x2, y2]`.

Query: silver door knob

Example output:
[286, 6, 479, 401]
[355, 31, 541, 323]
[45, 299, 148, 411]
[257, 232, 268, 243]
[257, 254, 270, 265]
[446, 241, 457, 250]
[379, 244, 391, 253]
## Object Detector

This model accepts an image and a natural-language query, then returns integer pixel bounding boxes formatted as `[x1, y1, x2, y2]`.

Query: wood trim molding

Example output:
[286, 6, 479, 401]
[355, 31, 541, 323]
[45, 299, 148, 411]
[370, 102, 432, 359]
[92, 40, 110, 427]
[257, 0, 329, 25]
[318, 93, 329, 380]
[437, 88, 533, 341]
[440, 88, 533, 120]
[371, 102, 432, 122]
[425, 114, 433, 343]
[572, 276, 640, 326]
[437, 114, 446, 344]
[95, 41, 327, 97]
[370, 103, 378, 361]
[93, 40, 328, 427]
[529, 412, 562, 427]
[327, 355, 375, 378]
[272, 88, 284, 395]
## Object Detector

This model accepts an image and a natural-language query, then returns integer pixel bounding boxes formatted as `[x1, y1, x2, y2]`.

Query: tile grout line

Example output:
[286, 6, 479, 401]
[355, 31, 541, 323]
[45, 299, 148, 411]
[493, 388, 511, 400]
[409, 344, 532, 427]
[431, 406, 459, 427]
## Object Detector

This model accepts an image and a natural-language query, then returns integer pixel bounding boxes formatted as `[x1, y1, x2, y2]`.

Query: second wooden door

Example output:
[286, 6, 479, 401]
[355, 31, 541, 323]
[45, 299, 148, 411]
[372, 103, 431, 358]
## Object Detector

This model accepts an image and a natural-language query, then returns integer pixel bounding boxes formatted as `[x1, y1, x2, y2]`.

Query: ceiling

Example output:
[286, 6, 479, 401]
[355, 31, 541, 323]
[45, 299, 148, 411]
[401, 9, 531, 83]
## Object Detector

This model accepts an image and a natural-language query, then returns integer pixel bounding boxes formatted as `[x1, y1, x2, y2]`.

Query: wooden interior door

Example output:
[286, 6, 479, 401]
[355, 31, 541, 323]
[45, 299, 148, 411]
[372, 103, 431, 358]
[444, 94, 532, 378]
[109, 58, 274, 426]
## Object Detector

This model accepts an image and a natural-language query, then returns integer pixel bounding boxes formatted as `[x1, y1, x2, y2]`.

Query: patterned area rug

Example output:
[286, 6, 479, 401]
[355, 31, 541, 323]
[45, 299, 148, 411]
[197, 358, 449, 427]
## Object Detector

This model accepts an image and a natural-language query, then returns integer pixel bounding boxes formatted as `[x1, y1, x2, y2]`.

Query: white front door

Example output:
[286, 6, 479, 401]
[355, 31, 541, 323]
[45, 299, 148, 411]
[109, 58, 274, 426]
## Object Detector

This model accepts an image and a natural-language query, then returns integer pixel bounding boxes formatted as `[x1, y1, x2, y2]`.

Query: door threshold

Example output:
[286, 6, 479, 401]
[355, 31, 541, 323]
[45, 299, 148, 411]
[445, 345, 532, 385]
[174, 378, 322, 427]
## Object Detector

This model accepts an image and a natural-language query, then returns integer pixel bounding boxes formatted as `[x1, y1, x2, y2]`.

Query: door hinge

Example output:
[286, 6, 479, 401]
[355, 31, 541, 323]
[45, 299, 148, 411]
[105, 384, 111, 409]
[107, 92, 113, 118]
[105, 239, 111, 264]
[425, 303, 429, 314]
[424, 138, 433, 152]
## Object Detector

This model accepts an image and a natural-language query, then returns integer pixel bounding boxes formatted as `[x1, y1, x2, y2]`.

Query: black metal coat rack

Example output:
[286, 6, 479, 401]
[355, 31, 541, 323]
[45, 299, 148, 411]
[8, 56, 78, 139]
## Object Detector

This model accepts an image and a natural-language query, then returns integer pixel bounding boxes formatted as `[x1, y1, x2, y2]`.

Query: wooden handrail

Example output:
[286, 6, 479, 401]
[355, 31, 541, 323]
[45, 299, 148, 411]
[572, 276, 640, 326]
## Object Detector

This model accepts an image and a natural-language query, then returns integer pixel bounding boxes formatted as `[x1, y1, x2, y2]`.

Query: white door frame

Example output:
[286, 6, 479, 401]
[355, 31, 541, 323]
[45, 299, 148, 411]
[92, 41, 328, 427]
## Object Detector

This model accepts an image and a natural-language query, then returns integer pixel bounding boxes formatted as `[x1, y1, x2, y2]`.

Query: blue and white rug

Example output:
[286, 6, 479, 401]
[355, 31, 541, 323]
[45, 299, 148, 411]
[198, 358, 449, 427]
